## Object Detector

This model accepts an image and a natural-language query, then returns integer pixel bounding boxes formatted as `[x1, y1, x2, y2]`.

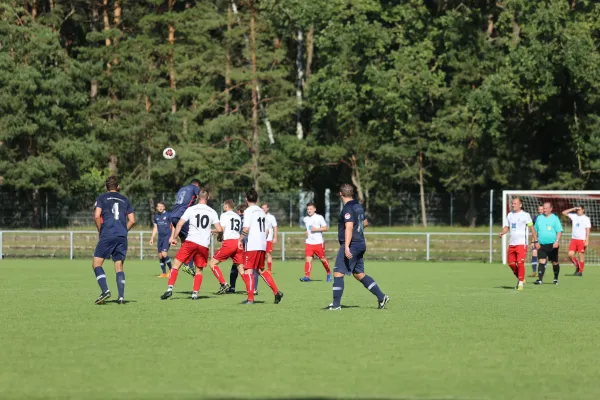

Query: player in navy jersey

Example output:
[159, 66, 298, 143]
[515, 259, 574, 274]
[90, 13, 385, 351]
[149, 202, 174, 278]
[92, 176, 136, 305]
[327, 184, 389, 310]
[170, 178, 201, 275]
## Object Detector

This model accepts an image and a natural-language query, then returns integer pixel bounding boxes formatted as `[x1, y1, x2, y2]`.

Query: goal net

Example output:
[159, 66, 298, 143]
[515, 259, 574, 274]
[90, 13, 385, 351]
[502, 191, 600, 265]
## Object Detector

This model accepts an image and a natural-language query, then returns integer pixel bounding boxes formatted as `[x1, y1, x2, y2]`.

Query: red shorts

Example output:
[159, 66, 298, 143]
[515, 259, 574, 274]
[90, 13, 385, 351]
[175, 241, 209, 268]
[568, 239, 586, 253]
[305, 243, 326, 259]
[213, 239, 244, 264]
[266, 241, 273, 253]
[244, 250, 266, 270]
[507, 245, 527, 265]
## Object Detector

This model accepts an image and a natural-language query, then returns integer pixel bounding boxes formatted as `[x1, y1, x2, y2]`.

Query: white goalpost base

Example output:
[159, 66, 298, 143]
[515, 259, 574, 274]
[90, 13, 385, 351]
[502, 191, 600, 265]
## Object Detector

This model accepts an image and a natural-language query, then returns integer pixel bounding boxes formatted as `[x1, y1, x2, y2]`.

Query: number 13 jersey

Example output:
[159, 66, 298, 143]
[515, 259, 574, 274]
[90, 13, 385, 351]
[219, 210, 241, 240]
[243, 205, 267, 251]
[180, 204, 219, 247]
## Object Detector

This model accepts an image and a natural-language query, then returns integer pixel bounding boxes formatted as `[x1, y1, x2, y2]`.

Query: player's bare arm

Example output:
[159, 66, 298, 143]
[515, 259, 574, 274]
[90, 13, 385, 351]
[94, 207, 103, 232]
[238, 227, 249, 249]
[585, 227, 590, 247]
[311, 225, 329, 233]
[214, 222, 223, 233]
[149, 223, 158, 245]
[553, 232, 562, 249]
[562, 207, 580, 216]
[364, 219, 369, 229]
[344, 221, 353, 259]
[528, 224, 538, 243]
[273, 226, 279, 243]
[126, 213, 136, 231]
[171, 219, 186, 245]
[498, 226, 509, 238]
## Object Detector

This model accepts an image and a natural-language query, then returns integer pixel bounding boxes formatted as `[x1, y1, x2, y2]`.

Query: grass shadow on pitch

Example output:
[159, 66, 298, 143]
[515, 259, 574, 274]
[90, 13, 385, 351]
[102, 300, 138, 304]
[494, 286, 518, 290]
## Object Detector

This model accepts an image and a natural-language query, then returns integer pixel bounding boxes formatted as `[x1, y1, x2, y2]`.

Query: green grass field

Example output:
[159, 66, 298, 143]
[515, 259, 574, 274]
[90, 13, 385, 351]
[1, 259, 599, 400]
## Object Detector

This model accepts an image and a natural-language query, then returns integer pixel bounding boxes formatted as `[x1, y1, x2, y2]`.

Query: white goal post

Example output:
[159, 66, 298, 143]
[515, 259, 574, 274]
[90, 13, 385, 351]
[502, 191, 600, 265]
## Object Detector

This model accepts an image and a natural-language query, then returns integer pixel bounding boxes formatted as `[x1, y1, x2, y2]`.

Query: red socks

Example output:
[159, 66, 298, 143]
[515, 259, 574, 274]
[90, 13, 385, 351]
[242, 273, 255, 302]
[268, 261, 272, 272]
[193, 273, 203, 292]
[322, 259, 331, 273]
[304, 262, 311, 278]
[517, 261, 525, 282]
[580, 261, 585, 273]
[570, 257, 581, 272]
[168, 268, 179, 287]
[261, 270, 279, 294]
[211, 265, 226, 284]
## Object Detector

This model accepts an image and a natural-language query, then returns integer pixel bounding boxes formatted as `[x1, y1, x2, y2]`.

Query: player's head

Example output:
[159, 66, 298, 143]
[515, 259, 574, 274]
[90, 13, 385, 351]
[237, 203, 247, 215]
[261, 203, 269, 214]
[339, 184, 354, 200]
[511, 197, 523, 212]
[198, 189, 209, 204]
[223, 199, 235, 212]
[190, 178, 201, 187]
[156, 202, 165, 213]
[537, 204, 544, 214]
[105, 176, 119, 192]
[543, 202, 553, 216]
[307, 202, 316, 216]
[246, 188, 259, 204]
[577, 205, 585, 216]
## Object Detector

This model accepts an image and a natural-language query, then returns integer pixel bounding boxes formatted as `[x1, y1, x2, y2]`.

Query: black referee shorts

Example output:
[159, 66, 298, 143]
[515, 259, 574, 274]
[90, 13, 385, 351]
[538, 244, 559, 263]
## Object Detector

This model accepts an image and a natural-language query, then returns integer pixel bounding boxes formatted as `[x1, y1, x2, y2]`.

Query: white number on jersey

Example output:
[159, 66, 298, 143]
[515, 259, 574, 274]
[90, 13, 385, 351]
[112, 202, 119, 220]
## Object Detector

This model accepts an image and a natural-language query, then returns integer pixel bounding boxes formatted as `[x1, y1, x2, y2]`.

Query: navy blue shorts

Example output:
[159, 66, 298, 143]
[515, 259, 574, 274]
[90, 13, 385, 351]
[157, 236, 171, 253]
[334, 244, 366, 275]
[171, 217, 189, 240]
[94, 236, 128, 262]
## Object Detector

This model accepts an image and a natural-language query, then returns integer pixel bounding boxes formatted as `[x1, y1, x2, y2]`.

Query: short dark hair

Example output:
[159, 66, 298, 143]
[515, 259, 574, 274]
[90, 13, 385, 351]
[340, 184, 354, 198]
[246, 188, 258, 203]
[190, 178, 201, 186]
[224, 199, 235, 210]
[237, 203, 247, 213]
[105, 176, 119, 191]
[156, 201, 165, 207]
[198, 189, 209, 200]
[306, 202, 316, 208]
[579, 205, 585, 211]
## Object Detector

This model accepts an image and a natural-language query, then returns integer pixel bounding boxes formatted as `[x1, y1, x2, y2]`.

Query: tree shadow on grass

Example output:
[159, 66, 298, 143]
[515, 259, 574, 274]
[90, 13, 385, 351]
[494, 286, 517, 290]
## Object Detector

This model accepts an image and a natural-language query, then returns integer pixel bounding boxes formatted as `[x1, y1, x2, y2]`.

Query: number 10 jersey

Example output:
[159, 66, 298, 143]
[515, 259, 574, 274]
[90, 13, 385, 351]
[180, 204, 219, 247]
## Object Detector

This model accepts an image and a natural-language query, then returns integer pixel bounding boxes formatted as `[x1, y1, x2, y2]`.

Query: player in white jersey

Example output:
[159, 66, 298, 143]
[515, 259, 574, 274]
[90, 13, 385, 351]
[160, 190, 226, 300]
[562, 206, 591, 276]
[261, 203, 278, 272]
[209, 199, 243, 291]
[300, 202, 332, 282]
[499, 197, 537, 290]
[238, 188, 283, 304]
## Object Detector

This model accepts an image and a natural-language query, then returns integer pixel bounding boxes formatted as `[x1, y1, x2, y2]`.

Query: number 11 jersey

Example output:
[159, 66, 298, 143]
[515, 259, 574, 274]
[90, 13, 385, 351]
[180, 204, 219, 247]
[243, 205, 267, 251]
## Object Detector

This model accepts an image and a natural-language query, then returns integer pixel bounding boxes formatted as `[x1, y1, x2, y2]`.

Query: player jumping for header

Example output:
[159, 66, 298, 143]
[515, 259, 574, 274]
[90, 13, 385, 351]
[92, 176, 136, 305]
[498, 197, 537, 290]
[562, 206, 591, 277]
[327, 184, 389, 310]
[300, 202, 332, 282]
[160, 190, 226, 300]
[169, 178, 201, 276]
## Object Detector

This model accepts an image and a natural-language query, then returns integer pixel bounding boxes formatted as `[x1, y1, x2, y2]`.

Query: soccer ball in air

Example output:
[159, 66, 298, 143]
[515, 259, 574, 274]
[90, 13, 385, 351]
[162, 147, 176, 160]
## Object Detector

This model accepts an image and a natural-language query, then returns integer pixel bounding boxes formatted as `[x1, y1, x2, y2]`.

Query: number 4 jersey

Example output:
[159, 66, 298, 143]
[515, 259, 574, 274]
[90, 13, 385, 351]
[180, 204, 220, 247]
[94, 192, 134, 239]
[243, 205, 267, 251]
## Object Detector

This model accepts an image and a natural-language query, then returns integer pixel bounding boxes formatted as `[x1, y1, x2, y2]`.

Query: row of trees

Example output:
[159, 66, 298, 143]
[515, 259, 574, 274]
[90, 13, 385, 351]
[1, 0, 600, 227]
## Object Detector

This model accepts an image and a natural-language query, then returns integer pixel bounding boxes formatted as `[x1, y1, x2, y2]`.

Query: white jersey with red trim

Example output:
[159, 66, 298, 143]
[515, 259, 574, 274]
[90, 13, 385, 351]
[568, 214, 591, 240]
[180, 204, 219, 247]
[504, 211, 533, 246]
[304, 213, 327, 245]
[219, 210, 241, 241]
[243, 205, 267, 251]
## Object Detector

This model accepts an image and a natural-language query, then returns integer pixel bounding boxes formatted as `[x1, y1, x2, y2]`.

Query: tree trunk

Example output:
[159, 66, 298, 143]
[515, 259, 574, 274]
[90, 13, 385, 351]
[146, 94, 154, 222]
[295, 29, 304, 140]
[303, 24, 314, 92]
[487, 14, 493, 38]
[225, 4, 231, 114]
[168, 0, 176, 114]
[350, 154, 365, 204]
[467, 186, 477, 228]
[32, 188, 40, 228]
[113, 1, 121, 65]
[32, 0, 37, 20]
[418, 151, 427, 228]
[249, 0, 259, 191]
[109, 155, 118, 176]
[49, 0, 53, 10]
[103, 0, 111, 47]
[90, 1, 99, 100]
